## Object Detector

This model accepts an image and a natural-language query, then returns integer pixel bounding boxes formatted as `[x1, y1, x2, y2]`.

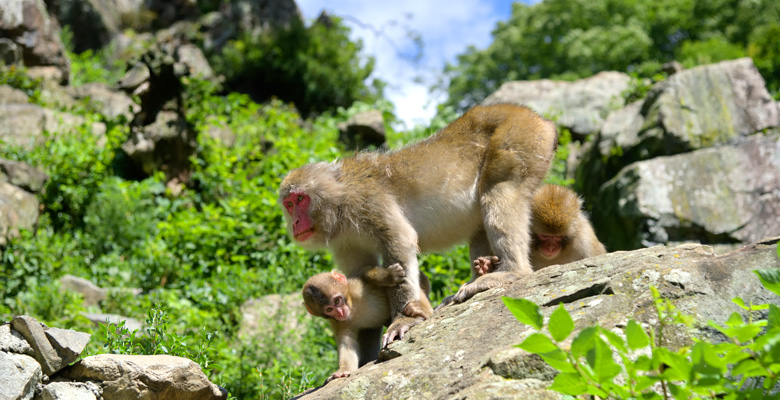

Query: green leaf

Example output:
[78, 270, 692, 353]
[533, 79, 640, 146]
[769, 304, 780, 331]
[548, 372, 588, 395]
[519, 333, 559, 354]
[626, 320, 650, 350]
[755, 269, 780, 297]
[600, 327, 628, 354]
[587, 336, 622, 383]
[733, 297, 748, 310]
[502, 297, 543, 330]
[549, 303, 575, 342]
[539, 349, 577, 373]
[732, 359, 765, 378]
[571, 326, 598, 358]
[725, 312, 744, 327]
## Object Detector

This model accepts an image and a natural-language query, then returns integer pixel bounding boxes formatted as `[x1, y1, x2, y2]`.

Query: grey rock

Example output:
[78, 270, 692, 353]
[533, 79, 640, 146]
[82, 313, 143, 333]
[59, 275, 107, 307]
[0, 159, 48, 193]
[11, 316, 62, 376]
[38, 381, 101, 400]
[0, 323, 34, 356]
[0, 104, 106, 150]
[60, 354, 227, 400]
[337, 110, 386, 149]
[0, 0, 70, 83]
[44, 0, 143, 53]
[176, 44, 213, 79]
[122, 110, 193, 177]
[66, 83, 140, 121]
[292, 239, 780, 399]
[0, 38, 22, 65]
[0, 181, 40, 246]
[0, 85, 29, 104]
[594, 134, 780, 250]
[0, 351, 42, 400]
[239, 293, 305, 347]
[484, 71, 631, 136]
[576, 58, 780, 202]
[45, 328, 91, 365]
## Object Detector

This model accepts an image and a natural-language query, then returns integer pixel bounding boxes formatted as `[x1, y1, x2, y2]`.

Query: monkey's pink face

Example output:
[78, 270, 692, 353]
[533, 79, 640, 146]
[324, 295, 351, 321]
[282, 192, 316, 242]
[537, 234, 563, 259]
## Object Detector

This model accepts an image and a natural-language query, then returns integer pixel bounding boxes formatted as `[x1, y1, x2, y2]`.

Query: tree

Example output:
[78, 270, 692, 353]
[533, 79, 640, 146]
[441, 0, 780, 112]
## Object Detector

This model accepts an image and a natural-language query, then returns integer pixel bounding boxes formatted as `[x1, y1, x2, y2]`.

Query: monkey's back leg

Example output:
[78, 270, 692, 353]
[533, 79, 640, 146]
[453, 109, 557, 303]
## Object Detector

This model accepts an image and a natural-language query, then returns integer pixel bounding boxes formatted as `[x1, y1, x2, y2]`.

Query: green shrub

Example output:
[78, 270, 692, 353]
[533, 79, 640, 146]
[505, 267, 780, 399]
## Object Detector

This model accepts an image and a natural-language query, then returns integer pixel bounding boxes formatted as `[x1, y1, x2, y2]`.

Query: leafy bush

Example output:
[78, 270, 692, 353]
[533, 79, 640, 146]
[212, 16, 384, 116]
[504, 266, 780, 399]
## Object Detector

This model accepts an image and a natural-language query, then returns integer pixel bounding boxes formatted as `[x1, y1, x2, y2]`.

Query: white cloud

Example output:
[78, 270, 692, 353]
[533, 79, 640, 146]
[295, 0, 516, 128]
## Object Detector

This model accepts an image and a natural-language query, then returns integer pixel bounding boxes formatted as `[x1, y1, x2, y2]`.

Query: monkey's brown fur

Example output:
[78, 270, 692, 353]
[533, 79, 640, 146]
[530, 184, 606, 269]
[281, 103, 558, 343]
[303, 266, 431, 382]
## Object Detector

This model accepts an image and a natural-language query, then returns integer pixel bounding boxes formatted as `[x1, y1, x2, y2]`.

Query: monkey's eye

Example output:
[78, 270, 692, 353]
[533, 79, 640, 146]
[297, 194, 304, 202]
[325, 307, 333, 313]
[286, 201, 293, 208]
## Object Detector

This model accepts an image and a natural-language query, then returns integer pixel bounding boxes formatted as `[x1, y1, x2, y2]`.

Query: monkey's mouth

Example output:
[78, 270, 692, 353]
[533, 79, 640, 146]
[294, 228, 315, 241]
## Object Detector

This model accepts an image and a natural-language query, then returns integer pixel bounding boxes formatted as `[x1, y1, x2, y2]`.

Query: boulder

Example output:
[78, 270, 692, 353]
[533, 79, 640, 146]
[44, 327, 91, 366]
[576, 58, 780, 201]
[0, 351, 42, 400]
[59, 275, 107, 307]
[484, 71, 631, 137]
[39, 381, 102, 400]
[0, 181, 40, 246]
[82, 313, 143, 333]
[0, 103, 106, 150]
[42, 0, 143, 53]
[0, 159, 49, 193]
[337, 110, 386, 150]
[0, 323, 34, 356]
[60, 354, 227, 400]
[11, 315, 62, 376]
[593, 134, 780, 250]
[0, 0, 70, 83]
[0, 85, 30, 104]
[294, 238, 780, 399]
[66, 83, 140, 121]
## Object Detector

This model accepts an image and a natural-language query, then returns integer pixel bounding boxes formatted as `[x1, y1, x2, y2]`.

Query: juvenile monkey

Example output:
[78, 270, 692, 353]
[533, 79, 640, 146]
[303, 265, 431, 382]
[281, 104, 558, 342]
[529, 184, 606, 269]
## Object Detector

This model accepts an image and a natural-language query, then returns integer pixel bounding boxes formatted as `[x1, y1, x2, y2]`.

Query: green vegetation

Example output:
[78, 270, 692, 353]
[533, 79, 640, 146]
[441, 0, 780, 112]
[504, 267, 780, 399]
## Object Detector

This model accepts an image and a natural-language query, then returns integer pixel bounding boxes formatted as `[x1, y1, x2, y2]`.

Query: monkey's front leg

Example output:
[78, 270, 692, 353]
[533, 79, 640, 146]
[328, 327, 360, 383]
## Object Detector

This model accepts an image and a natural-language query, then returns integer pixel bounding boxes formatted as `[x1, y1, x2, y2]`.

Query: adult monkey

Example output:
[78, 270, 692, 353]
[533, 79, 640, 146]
[280, 103, 557, 344]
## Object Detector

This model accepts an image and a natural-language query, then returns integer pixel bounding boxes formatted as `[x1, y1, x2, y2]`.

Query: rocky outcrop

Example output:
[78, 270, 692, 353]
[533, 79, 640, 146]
[43, 0, 144, 52]
[0, 159, 47, 246]
[577, 58, 779, 201]
[0, 0, 70, 83]
[337, 110, 386, 150]
[294, 238, 780, 399]
[484, 71, 631, 137]
[594, 134, 780, 250]
[0, 103, 106, 150]
[0, 315, 226, 400]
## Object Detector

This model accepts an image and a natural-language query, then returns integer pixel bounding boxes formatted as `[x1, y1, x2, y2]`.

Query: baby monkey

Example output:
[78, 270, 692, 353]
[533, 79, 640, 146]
[472, 184, 606, 275]
[303, 265, 431, 383]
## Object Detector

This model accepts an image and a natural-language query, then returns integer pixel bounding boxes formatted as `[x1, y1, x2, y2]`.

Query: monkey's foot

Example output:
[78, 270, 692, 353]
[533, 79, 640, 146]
[326, 371, 352, 383]
[402, 301, 431, 319]
[382, 316, 421, 348]
[452, 271, 518, 304]
[472, 256, 500, 277]
[434, 295, 455, 311]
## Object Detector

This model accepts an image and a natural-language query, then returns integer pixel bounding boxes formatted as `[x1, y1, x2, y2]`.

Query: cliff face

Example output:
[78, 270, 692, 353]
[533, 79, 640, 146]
[295, 238, 780, 400]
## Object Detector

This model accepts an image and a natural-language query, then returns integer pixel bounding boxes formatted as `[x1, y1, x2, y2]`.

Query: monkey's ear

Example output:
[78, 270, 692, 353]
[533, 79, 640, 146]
[303, 302, 317, 316]
[331, 270, 348, 285]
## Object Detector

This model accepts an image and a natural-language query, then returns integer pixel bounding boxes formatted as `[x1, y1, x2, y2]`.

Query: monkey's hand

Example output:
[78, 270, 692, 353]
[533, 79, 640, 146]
[326, 370, 352, 383]
[452, 271, 519, 304]
[472, 256, 500, 277]
[402, 300, 430, 319]
[382, 316, 421, 348]
[386, 263, 406, 285]
[433, 295, 454, 311]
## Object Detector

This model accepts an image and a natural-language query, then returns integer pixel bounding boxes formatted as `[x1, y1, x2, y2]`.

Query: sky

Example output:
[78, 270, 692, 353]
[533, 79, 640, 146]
[295, 0, 526, 128]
